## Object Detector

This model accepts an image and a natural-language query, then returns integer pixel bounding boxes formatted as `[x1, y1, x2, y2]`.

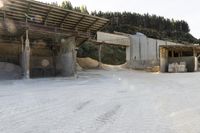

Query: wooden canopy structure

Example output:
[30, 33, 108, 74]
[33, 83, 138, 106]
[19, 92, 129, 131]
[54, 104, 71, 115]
[0, 0, 109, 43]
[0, 0, 110, 79]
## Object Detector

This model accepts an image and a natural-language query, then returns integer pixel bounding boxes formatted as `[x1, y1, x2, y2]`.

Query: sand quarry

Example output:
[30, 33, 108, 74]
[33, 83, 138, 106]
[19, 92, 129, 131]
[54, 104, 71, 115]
[0, 58, 200, 133]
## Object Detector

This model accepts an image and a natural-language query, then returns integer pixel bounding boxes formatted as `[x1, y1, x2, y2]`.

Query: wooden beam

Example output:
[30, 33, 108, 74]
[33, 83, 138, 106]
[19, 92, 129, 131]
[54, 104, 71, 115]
[26, 2, 31, 15]
[97, 21, 110, 31]
[73, 16, 86, 30]
[85, 19, 98, 31]
[59, 12, 70, 28]
[44, 7, 53, 25]
[3, 11, 6, 20]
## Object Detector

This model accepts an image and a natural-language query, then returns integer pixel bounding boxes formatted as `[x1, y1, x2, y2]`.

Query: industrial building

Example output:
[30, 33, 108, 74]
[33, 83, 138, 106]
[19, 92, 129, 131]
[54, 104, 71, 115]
[97, 32, 200, 73]
[97, 32, 184, 68]
[0, 0, 109, 79]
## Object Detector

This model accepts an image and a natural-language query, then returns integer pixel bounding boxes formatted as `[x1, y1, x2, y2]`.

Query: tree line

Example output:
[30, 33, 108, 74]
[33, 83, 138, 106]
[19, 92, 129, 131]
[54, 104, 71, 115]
[49, 0, 89, 14]
[91, 11, 197, 44]
[49, 0, 198, 44]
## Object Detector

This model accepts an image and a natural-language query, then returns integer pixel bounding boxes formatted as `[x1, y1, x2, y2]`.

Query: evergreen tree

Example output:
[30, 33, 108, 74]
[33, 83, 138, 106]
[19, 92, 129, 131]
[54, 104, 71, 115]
[80, 5, 89, 14]
[61, 0, 73, 10]
[74, 7, 81, 13]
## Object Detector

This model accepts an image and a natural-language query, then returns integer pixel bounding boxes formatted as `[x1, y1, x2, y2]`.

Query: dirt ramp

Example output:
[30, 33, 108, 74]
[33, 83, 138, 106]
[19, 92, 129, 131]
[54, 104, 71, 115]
[0, 62, 22, 80]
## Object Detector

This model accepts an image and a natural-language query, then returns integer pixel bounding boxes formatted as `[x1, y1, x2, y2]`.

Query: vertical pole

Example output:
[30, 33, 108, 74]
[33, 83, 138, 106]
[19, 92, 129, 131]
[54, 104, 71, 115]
[98, 44, 102, 68]
[20, 36, 24, 75]
[24, 29, 30, 79]
[193, 47, 198, 72]
[21, 36, 24, 53]
[74, 38, 78, 78]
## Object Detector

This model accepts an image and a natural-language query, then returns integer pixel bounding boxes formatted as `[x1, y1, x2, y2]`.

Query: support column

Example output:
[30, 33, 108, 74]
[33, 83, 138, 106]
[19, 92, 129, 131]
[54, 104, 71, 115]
[98, 44, 102, 68]
[128, 35, 134, 68]
[193, 48, 198, 72]
[56, 37, 76, 77]
[160, 47, 168, 72]
[23, 29, 30, 79]
[20, 36, 24, 71]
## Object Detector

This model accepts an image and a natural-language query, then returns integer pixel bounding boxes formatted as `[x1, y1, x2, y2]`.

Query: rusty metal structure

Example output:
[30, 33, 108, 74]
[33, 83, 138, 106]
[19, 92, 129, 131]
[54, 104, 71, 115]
[0, 0, 109, 79]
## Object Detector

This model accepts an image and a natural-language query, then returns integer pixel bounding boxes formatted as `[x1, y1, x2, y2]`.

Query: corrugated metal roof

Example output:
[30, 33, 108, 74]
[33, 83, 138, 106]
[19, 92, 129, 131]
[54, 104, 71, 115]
[0, 0, 109, 34]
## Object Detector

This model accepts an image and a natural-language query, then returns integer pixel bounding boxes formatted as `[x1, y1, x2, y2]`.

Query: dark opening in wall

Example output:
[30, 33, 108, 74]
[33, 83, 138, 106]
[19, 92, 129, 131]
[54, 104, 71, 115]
[182, 51, 193, 56]
[174, 52, 179, 57]
[168, 51, 172, 57]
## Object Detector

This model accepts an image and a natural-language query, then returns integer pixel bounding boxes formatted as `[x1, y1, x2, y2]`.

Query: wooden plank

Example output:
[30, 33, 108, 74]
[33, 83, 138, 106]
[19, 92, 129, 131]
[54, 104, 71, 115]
[5, 6, 26, 12]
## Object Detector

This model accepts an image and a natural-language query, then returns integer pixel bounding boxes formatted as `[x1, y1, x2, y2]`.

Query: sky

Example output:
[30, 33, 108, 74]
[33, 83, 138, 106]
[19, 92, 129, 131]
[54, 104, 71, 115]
[40, 0, 200, 39]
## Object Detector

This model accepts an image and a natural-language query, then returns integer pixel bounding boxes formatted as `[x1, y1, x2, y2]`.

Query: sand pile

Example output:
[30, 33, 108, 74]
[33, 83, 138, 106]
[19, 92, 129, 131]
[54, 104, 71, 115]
[77, 57, 99, 69]
[77, 57, 127, 70]
[0, 62, 22, 80]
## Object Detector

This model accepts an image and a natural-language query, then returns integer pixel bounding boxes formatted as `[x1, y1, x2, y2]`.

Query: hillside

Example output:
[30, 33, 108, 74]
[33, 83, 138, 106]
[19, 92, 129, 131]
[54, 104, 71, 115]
[92, 12, 198, 44]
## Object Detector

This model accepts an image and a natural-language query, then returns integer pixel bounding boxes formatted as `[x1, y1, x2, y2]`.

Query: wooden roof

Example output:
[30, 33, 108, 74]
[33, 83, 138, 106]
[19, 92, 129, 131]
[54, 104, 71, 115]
[160, 45, 200, 49]
[0, 0, 109, 34]
[160, 45, 200, 51]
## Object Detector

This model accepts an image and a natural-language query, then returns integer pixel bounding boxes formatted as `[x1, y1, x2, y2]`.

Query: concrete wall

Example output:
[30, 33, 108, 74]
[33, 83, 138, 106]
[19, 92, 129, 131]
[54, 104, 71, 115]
[127, 34, 184, 69]
[97, 32, 130, 46]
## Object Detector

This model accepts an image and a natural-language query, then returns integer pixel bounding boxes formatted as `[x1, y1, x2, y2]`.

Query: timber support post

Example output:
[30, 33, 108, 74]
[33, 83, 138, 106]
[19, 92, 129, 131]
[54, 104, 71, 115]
[98, 43, 102, 68]
[23, 29, 30, 79]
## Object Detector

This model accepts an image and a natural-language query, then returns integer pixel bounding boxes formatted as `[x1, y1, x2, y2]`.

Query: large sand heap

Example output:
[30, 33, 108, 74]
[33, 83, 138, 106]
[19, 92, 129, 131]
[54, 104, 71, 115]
[77, 57, 127, 70]
[0, 62, 22, 80]
[77, 57, 99, 69]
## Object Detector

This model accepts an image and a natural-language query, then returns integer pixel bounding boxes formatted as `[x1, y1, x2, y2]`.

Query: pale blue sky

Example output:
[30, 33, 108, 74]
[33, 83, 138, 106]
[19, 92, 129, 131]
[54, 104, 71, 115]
[40, 0, 200, 38]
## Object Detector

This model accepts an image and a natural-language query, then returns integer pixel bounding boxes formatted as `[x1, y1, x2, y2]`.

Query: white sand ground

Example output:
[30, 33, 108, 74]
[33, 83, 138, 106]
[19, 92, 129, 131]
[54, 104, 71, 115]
[0, 69, 200, 133]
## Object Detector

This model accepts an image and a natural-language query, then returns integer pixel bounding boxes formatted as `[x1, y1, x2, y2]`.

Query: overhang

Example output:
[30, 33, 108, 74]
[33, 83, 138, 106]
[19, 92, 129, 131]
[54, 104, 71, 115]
[0, 0, 109, 38]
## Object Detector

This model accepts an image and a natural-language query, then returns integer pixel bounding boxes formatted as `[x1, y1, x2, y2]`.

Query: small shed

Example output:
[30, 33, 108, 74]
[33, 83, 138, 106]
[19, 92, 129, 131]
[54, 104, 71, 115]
[160, 45, 200, 72]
